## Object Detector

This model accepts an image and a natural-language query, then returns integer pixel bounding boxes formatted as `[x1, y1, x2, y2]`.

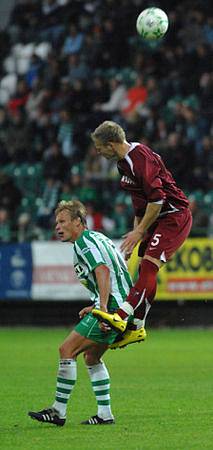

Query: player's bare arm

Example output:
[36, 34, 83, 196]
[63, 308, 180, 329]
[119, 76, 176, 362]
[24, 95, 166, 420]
[95, 264, 111, 332]
[133, 216, 142, 229]
[95, 265, 111, 312]
[121, 202, 162, 255]
[123, 216, 142, 260]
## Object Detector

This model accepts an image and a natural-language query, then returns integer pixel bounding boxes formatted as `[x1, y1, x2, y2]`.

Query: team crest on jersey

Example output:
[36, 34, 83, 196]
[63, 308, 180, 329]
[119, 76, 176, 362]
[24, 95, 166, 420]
[74, 263, 90, 290]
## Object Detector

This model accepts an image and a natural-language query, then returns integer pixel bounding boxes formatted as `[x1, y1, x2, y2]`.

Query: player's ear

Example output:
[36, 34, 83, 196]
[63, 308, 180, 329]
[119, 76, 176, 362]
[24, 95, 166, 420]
[76, 216, 83, 226]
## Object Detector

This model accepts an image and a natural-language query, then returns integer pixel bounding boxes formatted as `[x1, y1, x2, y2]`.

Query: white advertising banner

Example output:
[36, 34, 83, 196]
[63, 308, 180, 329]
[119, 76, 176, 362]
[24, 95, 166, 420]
[31, 242, 88, 300]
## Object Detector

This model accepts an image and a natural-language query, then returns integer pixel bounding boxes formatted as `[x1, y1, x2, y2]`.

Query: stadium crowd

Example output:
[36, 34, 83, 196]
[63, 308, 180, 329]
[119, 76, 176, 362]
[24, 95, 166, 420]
[0, 0, 212, 242]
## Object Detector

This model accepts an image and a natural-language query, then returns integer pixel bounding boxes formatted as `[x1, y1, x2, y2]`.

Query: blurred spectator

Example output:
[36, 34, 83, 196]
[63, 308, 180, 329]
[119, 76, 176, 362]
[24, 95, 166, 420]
[42, 52, 61, 90]
[4, 110, 32, 162]
[121, 74, 148, 122]
[208, 212, 213, 238]
[40, 0, 65, 45]
[66, 53, 89, 84]
[43, 140, 69, 180]
[203, 17, 213, 45]
[93, 75, 127, 120]
[7, 79, 29, 116]
[0, 108, 10, 147]
[57, 109, 74, 159]
[189, 194, 209, 237]
[17, 212, 34, 242]
[178, 9, 206, 51]
[25, 54, 43, 89]
[50, 77, 72, 119]
[68, 169, 97, 204]
[86, 201, 104, 232]
[59, 181, 72, 202]
[199, 71, 213, 130]
[0, 172, 22, 216]
[36, 177, 60, 229]
[62, 24, 84, 56]
[84, 145, 109, 181]
[0, 208, 12, 242]
[69, 79, 91, 115]
[81, 32, 102, 69]
[0, 140, 10, 165]
[109, 199, 129, 239]
[42, 0, 60, 16]
[25, 78, 48, 122]
[85, 201, 114, 234]
[97, 17, 127, 68]
[163, 131, 195, 190]
[153, 118, 168, 152]
[89, 76, 109, 105]
[0, 108, 11, 164]
[195, 136, 213, 191]
[8, 0, 42, 43]
[144, 77, 162, 110]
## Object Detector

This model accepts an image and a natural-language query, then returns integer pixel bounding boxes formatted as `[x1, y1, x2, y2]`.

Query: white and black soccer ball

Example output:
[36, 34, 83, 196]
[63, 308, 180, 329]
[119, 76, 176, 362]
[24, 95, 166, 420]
[136, 7, 169, 40]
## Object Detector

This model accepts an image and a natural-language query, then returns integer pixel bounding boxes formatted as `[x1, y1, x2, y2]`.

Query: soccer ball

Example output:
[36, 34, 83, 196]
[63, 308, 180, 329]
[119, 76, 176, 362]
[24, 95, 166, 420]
[136, 7, 169, 40]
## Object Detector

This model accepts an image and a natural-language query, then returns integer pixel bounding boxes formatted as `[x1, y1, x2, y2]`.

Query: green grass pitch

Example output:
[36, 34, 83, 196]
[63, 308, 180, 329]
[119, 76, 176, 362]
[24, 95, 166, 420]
[1, 327, 213, 450]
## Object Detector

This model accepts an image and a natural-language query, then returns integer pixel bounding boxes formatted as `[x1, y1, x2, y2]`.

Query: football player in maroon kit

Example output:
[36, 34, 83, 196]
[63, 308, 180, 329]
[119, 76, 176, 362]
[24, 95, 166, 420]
[91, 120, 192, 334]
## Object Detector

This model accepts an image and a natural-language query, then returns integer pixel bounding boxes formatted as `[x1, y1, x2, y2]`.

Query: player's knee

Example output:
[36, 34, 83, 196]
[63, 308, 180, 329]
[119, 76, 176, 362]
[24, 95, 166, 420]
[84, 351, 100, 366]
[59, 342, 66, 357]
[59, 341, 75, 359]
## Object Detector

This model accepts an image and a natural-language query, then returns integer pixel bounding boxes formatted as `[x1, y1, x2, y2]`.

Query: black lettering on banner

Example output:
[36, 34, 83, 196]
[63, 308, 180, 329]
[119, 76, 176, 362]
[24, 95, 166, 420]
[167, 248, 186, 272]
[188, 247, 201, 272]
[166, 245, 213, 272]
[202, 246, 213, 271]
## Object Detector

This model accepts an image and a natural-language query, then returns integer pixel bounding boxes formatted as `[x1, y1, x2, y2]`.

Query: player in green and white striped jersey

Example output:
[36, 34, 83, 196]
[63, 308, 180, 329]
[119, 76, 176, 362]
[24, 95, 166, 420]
[73, 229, 132, 312]
[29, 199, 141, 427]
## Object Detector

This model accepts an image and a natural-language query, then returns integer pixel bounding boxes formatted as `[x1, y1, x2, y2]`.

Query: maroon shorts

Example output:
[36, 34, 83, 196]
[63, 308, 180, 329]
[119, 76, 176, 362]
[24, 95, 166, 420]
[138, 208, 192, 262]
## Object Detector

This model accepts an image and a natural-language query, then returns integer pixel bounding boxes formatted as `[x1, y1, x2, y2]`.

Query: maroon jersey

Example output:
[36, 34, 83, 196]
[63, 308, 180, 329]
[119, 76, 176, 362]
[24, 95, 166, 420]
[118, 142, 189, 217]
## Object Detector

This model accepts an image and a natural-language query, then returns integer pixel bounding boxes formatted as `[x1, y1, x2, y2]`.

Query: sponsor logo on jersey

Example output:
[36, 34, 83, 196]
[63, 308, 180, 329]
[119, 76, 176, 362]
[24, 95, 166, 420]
[121, 175, 135, 185]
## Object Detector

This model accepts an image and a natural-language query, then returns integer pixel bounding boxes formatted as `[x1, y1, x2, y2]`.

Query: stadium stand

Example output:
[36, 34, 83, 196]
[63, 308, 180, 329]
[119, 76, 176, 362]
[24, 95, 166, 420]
[0, 0, 212, 242]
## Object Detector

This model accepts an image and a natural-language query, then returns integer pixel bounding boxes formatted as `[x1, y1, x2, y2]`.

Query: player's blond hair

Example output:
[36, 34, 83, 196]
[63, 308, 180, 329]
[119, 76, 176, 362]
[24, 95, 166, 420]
[55, 200, 87, 225]
[91, 121, 126, 144]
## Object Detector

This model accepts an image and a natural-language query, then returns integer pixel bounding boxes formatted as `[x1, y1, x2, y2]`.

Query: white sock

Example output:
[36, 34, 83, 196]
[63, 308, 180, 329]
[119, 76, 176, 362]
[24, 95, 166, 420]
[87, 361, 114, 420]
[119, 302, 134, 317]
[52, 359, 77, 418]
[133, 318, 145, 329]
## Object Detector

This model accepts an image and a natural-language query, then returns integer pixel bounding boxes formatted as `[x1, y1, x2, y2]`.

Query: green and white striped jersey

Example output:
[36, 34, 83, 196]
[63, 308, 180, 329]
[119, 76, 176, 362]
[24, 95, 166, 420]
[73, 230, 133, 310]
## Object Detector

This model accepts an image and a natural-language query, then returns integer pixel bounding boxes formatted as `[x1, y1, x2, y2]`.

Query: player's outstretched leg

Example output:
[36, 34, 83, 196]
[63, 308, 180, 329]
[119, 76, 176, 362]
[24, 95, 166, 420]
[93, 259, 158, 334]
[109, 326, 147, 350]
[28, 407, 66, 426]
[92, 310, 127, 333]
